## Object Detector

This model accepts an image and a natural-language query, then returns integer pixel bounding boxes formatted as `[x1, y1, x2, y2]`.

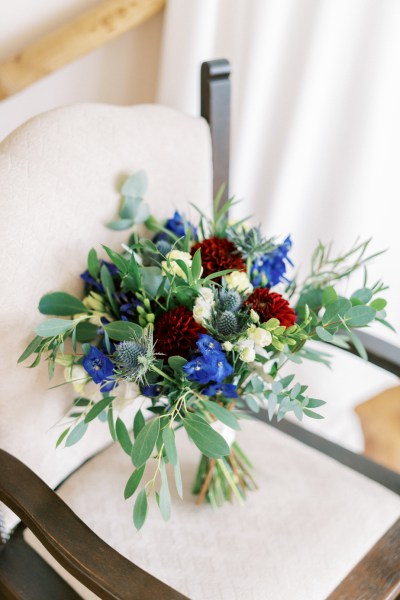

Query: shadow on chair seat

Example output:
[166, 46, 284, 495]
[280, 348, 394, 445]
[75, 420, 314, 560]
[23, 418, 400, 600]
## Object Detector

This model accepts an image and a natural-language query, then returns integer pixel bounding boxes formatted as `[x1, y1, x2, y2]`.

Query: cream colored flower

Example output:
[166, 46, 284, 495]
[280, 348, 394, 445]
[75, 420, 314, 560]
[237, 338, 256, 363]
[64, 365, 90, 394]
[162, 250, 193, 279]
[83, 292, 106, 312]
[247, 324, 272, 348]
[193, 286, 215, 325]
[225, 271, 253, 294]
[222, 341, 233, 352]
[250, 309, 260, 323]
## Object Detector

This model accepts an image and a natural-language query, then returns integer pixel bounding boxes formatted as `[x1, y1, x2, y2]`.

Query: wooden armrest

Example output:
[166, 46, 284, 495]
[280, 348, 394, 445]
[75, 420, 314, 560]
[0, 449, 187, 600]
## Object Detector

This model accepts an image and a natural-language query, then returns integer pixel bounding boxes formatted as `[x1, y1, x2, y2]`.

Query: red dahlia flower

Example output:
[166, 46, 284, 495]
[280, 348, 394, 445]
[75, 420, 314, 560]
[244, 288, 296, 327]
[154, 306, 206, 359]
[191, 237, 246, 278]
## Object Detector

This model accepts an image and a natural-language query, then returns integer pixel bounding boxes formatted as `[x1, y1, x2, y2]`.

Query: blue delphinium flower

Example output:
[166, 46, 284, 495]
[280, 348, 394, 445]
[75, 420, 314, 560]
[196, 334, 222, 355]
[153, 210, 197, 243]
[251, 235, 293, 287]
[142, 384, 162, 397]
[184, 334, 233, 385]
[183, 356, 214, 384]
[83, 346, 116, 391]
[116, 291, 143, 319]
[80, 261, 118, 293]
[202, 383, 238, 398]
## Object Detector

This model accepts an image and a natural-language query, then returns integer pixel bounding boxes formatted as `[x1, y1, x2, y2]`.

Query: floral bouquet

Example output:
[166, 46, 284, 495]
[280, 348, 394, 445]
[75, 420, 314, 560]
[19, 171, 390, 529]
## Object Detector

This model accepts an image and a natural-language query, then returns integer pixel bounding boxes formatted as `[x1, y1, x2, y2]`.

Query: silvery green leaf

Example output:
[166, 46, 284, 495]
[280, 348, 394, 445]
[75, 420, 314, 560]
[267, 393, 277, 420]
[121, 170, 148, 197]
[65, 421, 88, 446]
[35, 318, 78, 337]
[139, 266, 163, 297]
[174, 459, 183, 499]
[315, 326, 333, 342]
[116, 418, 133, 455]
[159, 461, 171, 521]
[133, 489, 148, 530]
[131, 418, 160, 467]
[107, 219, 134, 230]
[124, 465, 145, 499]
[162, 427, 178, 465]
[344, 305, 376, 327]
[183, 414, 229, 458]
[201, 399, 240, 431]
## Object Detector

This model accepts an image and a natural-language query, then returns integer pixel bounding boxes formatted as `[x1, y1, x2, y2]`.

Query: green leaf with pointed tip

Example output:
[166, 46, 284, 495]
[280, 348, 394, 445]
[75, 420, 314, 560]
[183, 414, 229, 458]
[139, 266, 163, 298]
[191, 249, 202, 281]
[75, 322, 98, 342]
[103, 321, 142, 341]
[35, 318, 77, 337]
[133, 489, 148, 530]
[131, 418, 160, 467]
[201, 399, 240, 431]
[39, 293, 88, 316]
[87, 248, 99, 279]
[65, 421, 88, 446]
[168, 356, 187, 373]
[133, 410, 145, 439]
[162, 427, 177, 465]
[56, 428, 70, 448]
[174, 460, 183, 499]
[322, 286, 337, 307]
[116, 417, 133, 455]
[159, 461, 171, 521]
[124, 465, 145, 499]
[18, 335, 43, 363]
[303, 408, 324, 419]
[315, 326, 334, 342]
[84, 396, 115, 423]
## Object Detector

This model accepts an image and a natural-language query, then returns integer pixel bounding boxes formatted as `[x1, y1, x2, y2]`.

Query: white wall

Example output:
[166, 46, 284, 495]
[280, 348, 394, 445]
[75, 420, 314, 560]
[0, 0, 164, 141]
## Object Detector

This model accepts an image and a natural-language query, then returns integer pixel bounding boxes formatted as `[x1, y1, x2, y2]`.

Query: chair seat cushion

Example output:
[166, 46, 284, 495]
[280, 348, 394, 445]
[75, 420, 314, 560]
[24, 419, 400, 600]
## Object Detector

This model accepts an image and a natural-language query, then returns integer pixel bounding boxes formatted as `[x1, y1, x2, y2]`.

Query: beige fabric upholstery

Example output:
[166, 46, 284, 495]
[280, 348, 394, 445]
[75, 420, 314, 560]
[0, 104, 212, 534]
[25, 419, 400, 600]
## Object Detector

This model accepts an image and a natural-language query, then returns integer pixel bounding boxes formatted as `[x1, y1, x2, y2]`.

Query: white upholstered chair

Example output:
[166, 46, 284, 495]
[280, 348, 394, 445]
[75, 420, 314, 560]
[1, 61, 399, 600]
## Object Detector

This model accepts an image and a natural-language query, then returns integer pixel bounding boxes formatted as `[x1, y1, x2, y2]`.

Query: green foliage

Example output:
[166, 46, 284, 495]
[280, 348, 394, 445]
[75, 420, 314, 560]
[84, 396, 114, 423]
[183, 413, 230, 458]
[200, 399, 240, 431]
[103, 321, 142, 341]
[131, 418, 160, 468]
[124, 466, 145, 499]
[116, 417, 133, 455]
[39, 292, 88, 316]
[35, 318, 78, 337]
[133, 489, 148, 530]
[162, 427, 178, 465]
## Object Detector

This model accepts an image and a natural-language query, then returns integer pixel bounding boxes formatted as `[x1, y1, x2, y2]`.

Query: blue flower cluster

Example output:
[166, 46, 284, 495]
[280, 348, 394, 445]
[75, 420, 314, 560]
[80, 261, 118, 293]
[154, 210, 197, 245]
[251, 235, 293, 287]
[83, 346, 117, 393]
[183, 335, 236, 396]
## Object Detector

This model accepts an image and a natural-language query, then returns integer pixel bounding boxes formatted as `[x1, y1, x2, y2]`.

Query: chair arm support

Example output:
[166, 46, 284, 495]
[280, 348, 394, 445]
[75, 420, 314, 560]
[0, 449, 187, 600]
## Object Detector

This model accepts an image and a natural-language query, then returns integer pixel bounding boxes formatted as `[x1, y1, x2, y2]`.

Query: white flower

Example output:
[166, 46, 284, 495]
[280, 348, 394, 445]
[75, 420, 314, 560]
[222, 341, 233, 351]
[237, 338, 256, 363]
[250, 309, 260, 323]
[211, 420, 236, 447]
[113, 382, 141, 412]
[225, 271, 253, 294]
[64, 365, 89, 394]
[247, 324, 272, 348]
[193, 286, 215, 325]
[162, 250, 193, 279]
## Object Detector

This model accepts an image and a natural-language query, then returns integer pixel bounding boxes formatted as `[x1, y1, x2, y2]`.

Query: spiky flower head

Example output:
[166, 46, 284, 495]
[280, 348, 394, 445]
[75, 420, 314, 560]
[226, 224, 277, 259]
[113, 327, 155, 383]
[218, 288, 242, 312]
[216, 311, 239, 336]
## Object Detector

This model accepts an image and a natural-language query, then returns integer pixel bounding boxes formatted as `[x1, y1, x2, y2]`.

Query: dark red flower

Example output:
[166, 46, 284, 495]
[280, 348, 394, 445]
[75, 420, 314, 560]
[244, 288, 296, 327]
[154, 306, 206, 360]
[191, 237, 246, 278]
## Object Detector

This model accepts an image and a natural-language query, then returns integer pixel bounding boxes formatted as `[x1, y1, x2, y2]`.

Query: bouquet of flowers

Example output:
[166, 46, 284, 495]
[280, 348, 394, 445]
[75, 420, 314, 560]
[19, 171, 390, 529]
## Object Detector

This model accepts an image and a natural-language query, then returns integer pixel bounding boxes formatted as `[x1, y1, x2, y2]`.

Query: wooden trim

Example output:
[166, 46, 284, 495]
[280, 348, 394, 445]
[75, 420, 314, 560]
[0, 0, 165, 100]
[327, 519, 400, 600]
[201, 59, 231, 208]
[256, 411, 400, 495]
[0, 449, 187, 600]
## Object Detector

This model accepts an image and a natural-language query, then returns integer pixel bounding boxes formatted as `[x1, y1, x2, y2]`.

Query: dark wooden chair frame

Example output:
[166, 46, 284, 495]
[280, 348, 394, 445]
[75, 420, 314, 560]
[1, 59, 400, 600]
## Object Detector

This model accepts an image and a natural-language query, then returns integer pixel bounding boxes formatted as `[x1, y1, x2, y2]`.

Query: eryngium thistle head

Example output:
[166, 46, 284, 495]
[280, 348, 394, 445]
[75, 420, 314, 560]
[114, 327, 155, 383]
[115, 341, 146, 370]
[216, 311, 239, 336]
[155, 239, 172, 257]
[219, 288, 242, 312]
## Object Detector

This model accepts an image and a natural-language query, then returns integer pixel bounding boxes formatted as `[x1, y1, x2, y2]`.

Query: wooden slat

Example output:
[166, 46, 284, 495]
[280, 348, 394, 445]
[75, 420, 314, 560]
[201, 59, 231, 208]
[0, 0, 165, 100]
[0, 449, 187, 600]
[327, 519, 400, 600]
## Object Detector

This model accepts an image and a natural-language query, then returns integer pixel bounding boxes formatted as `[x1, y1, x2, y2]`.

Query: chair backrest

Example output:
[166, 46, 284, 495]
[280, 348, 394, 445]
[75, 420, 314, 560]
[0, 102, 213, 535]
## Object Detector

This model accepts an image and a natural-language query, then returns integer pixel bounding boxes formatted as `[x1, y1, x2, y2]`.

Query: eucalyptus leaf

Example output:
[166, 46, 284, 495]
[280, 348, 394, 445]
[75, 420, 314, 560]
[35, 318, 78, 337]
[39, 293, 88, 316]
[84, 396, 114, 423]
[162, 427, 178, 465]
[183, 414, 230, 458]
[159, 461, 171, 521]
[133, 489, 148, 530]
[139, 266, 163, 297]
[124, 465, 145, 499]
[65, 421, 88, 446]
[103, 321, 142, 341]
[107, 219, 134, 231]
[18, 335, 43, 363]
[315, 326, 334, 342]
[344, 305, 376, 327]
[87, 248, 99, 279]
[133, 410, 146, 438]
[116, 417, 133, 455]
[174, 459, 183, 499]
[322, 299, 352, 326]
[75, 321, 98, 342]
[131, 418, 160, 467]
[201, 399, 240, 431]
[121, 170, 148, 197]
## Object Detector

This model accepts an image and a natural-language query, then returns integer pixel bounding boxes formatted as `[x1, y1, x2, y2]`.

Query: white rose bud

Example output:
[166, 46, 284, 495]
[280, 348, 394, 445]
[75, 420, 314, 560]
[222, 341, 233, 351]
[250, 309, 260, 323]
[225, 271, 253, 294]
[237, 338, 256, 363]
[247, 324, 272, 348]
[162, 250, 193, 279]
[64, 365, 89, 394]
